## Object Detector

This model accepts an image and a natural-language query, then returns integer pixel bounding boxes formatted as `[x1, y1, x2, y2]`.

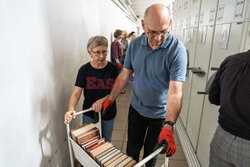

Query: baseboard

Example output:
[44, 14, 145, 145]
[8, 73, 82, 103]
[176, 118, 200, 167]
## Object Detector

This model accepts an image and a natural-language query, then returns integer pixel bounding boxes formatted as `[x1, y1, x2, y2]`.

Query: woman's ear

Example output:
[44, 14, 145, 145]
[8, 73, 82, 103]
[88, 50, 93, 58]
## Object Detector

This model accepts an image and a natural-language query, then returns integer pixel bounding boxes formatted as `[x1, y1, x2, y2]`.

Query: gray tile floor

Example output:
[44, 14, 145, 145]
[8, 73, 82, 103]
[111, 87, 188, 167]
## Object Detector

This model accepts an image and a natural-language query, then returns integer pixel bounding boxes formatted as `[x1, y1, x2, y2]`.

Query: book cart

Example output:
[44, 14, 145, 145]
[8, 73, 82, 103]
[66, 109, 169, 167]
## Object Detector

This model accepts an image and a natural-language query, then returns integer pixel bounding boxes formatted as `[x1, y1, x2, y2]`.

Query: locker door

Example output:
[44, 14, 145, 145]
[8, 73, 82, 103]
[210, 22, 244, 68]
[196, 94, 219, 167]
[180, 0, 201, 128]
[186, 25, 214, 150]
[180, 27, 198, 128]
[195, 20, 249, 167]
[243, 22, 250, 51]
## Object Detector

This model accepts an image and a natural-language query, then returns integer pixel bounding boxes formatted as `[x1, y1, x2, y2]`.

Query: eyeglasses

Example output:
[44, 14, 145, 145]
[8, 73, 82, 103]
[91, 50, 109, 56]
[146, 29, 168, 37]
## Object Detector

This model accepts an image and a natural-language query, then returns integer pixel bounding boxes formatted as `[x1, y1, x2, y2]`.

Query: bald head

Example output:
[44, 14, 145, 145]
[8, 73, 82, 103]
[143, 4, 171, 22]
[141, 4, 172, 50]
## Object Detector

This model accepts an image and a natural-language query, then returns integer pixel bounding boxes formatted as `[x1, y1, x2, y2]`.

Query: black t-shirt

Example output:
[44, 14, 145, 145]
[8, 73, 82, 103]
[209, 50, 250, 140]
[75, 62, 118, 120]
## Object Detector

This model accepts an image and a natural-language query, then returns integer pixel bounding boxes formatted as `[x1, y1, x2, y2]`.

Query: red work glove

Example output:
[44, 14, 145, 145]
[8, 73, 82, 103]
[101, 100, 113, 117]
[158, 128, 176, 157]
[117, 62, 122, 70]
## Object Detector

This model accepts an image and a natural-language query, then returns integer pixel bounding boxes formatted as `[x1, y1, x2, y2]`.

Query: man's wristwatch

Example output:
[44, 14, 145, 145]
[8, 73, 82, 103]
[162, 121, 175, 128]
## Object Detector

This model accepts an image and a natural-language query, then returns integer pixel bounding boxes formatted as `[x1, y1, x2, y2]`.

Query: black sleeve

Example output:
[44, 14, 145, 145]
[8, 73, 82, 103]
[209, 70, 221, 105]
[75, 66, 86, 88]
[208, 58, 228, 105]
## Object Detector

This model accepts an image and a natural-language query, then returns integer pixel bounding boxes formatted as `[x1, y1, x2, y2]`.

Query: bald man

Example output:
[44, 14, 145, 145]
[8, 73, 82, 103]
[101, 4, 187, 166]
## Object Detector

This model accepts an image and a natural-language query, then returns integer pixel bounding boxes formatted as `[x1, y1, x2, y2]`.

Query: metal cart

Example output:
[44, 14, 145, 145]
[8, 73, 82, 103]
[66, 108, 169, 167]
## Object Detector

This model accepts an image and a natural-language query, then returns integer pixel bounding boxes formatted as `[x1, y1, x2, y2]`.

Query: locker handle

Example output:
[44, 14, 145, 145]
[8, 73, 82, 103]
[187, 67, 206, 75]
[197, 91, 207, 95]
[197, 72, 217, 95]
[211, 67, 219, 71]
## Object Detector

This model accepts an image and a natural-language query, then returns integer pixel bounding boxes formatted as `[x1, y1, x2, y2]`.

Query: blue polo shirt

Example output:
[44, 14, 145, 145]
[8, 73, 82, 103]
[124, 33, 187, 119]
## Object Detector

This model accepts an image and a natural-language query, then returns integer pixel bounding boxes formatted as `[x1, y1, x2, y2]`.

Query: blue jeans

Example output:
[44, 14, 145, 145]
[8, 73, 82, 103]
[126, 105, 165, 167]
[82, 115, 115, 142]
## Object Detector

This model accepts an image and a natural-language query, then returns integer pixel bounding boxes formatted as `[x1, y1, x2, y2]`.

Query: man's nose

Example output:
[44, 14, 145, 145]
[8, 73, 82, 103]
[153, 33, 162, 41]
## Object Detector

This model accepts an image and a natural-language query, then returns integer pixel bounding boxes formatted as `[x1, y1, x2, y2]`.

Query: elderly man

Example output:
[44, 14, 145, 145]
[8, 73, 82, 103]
[102, 4, 187, 167]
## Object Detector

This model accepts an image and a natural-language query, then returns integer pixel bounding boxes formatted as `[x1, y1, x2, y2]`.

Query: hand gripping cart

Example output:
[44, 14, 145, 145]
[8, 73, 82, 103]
[66, 108, 169, 167]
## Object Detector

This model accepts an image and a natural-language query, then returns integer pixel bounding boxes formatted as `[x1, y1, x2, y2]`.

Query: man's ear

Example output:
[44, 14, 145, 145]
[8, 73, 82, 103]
[169, 19, 172, 27]
[141, 19, 146, 32]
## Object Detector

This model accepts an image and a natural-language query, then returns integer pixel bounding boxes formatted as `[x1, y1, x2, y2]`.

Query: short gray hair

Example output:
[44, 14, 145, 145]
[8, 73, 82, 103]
[87, 36, 108, 51]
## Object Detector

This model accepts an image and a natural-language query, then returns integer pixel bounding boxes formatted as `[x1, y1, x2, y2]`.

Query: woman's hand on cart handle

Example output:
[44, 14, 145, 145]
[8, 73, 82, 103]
[92, 99, 103, 113]
[158, 127, 176, 157]
[101, 99, 113, 116]
[64, 110, 76, 124]
[92, 95, 109, 113]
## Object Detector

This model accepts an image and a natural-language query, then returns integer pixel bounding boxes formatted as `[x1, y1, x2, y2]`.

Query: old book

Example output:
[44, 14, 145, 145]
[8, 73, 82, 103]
[103, 152, 124, 167]
[107, 154, 128, 167]
[97, 147, 117, 165]
[86, 140, 105, 153]
[124, 160, 136, 167]
[90, 142, 113, 159]
[76, 127, 100, 144]
[116, 156, 133, 167]
[96, 146, 115, 160]
[81, 135, 99, 147]
[98, 149, 120, 165]
[71, 123, 96, 141]
[71, 123, 91, 140]
[100, 150, 121, 166]
[81, 138, 99, 150]
[84, 138, 105, 152]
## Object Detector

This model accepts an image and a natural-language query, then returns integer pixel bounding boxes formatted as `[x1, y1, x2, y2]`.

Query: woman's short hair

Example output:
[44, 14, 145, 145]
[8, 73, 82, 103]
[87, 36, 108, 51]
[128, 31, 136, 37]
[114, 29, 123, 38]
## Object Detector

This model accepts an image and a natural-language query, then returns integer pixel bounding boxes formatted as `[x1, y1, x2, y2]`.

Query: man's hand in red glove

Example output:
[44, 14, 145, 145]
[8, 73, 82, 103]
[117, 62, 122, 70]
[101, 100, 113, 117]
[158, 127, 176, 157]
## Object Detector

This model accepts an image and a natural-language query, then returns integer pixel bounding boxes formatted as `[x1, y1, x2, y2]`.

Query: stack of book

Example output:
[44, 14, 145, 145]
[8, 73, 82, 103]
[71, 123, 137, 167]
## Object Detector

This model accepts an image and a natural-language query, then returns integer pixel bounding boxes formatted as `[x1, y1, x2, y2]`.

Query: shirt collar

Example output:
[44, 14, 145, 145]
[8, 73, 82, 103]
[141, 32, 173, 49]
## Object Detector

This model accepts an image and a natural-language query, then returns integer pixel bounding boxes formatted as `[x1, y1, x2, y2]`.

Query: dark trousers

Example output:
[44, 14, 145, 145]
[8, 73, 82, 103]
[126, 105, 164, 167]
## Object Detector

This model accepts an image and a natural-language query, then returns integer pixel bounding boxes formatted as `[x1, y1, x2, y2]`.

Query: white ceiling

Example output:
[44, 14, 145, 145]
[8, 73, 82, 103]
[130, 0, 174, 18]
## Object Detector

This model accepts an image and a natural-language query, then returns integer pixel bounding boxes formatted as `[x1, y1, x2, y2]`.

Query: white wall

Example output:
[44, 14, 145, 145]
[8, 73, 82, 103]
[0, 0, 137, 166]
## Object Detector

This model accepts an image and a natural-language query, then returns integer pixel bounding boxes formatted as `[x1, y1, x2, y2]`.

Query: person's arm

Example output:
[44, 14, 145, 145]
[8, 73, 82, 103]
[115, 58, 120, 64]
[64, 86, 82, 124]
[158, 81, 183, 157]
[165, 81, 183, 126]
[111, 42, 122, 69]
[92, 95, 109, 112]
[108, 68, 132, 101]
[101, 68, 132, 114]
[209, 72, 221, 105]
[209, 57, 229, 105]
[111, 41, 118, 60]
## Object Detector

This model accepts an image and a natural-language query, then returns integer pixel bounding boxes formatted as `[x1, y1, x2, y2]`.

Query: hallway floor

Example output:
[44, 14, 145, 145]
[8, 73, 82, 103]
[111, 87, 188, 167]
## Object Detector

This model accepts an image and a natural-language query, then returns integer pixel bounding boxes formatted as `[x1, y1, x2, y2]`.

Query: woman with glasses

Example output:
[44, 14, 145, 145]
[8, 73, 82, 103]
[64, 36, 118, 142]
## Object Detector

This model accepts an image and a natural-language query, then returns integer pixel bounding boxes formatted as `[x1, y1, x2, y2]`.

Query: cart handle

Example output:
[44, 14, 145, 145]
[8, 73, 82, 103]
[134, 146, 165, 167]
[66, 108, 94, 132]
[66, 108, 102, 167]
[75, 108, 93, 116]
